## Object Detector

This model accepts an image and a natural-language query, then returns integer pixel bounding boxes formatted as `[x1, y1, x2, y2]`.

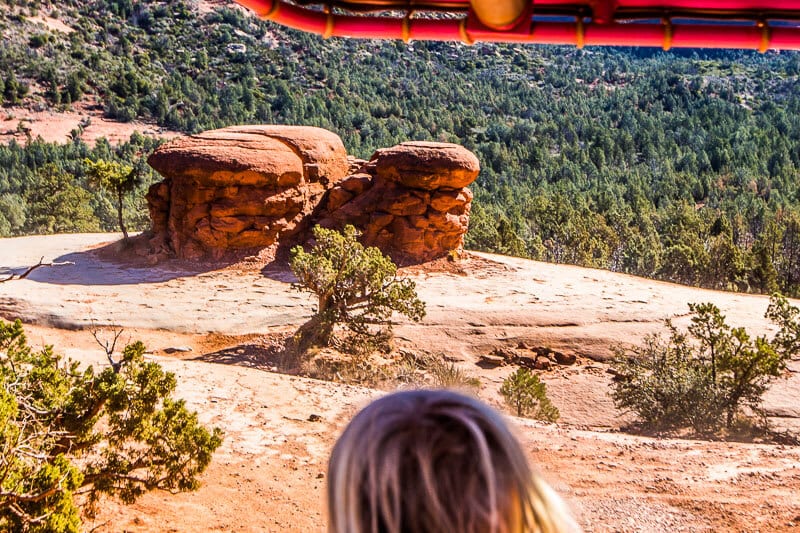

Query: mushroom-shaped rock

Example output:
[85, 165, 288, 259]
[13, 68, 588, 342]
[144, 127, 479, 264]
[372, 141, 480, 190]
[318, 141, 480, 264]
[145, 125, 348, 260]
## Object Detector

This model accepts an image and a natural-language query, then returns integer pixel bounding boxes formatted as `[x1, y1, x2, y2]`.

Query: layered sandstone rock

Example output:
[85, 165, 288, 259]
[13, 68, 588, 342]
[146, 125, 348, 260]
[145, 128, 479, 263]
[317, 141, 479, 263]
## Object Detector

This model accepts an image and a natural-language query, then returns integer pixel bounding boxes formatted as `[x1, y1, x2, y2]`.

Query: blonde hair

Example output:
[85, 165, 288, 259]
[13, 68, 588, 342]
[328, 389, 580, 533]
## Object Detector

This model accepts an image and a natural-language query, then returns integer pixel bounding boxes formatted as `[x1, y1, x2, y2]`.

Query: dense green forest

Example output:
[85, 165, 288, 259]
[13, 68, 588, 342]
[2, 0, 800, 295]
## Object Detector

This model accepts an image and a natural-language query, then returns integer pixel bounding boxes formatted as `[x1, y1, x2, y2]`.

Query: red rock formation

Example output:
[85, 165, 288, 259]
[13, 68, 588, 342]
[317, 141, 479, 263]
[373, 141, 480, 190]
[146, 125, 348, 260]
[145, 128, 479, 264]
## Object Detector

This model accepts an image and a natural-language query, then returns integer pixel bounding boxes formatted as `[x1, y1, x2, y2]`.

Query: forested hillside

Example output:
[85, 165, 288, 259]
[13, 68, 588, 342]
[2, 0, 800, 295]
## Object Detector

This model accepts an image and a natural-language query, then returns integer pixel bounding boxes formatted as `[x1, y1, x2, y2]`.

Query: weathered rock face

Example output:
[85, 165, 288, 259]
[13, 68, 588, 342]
[317, 141, 479, 263]
[145, 129, 479, 263]
[146, 125, 348, 260]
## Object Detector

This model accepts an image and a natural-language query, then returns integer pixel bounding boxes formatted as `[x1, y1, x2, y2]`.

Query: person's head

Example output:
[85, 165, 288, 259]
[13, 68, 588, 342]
[328, 389, 578, 533]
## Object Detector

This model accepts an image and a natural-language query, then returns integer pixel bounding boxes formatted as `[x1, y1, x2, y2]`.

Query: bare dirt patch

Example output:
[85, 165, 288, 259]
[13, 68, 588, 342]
[26, 13, 74, 33]
[0, 101, 182, 146]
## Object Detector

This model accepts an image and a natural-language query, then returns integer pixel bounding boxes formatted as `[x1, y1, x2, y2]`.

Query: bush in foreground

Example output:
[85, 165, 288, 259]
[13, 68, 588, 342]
[611, 295, 799, 433]
[0, 320, 223, 532]
[500, 368, 560, 422]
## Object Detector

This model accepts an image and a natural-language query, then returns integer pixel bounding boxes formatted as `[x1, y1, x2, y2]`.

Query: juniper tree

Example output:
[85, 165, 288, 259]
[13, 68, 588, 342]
[290, 225, 425, 351]
[611, 295, 799, 432]
[500, 368, 560, 422]
[84, 158, 142, 240]
[0, 319, 223, 532]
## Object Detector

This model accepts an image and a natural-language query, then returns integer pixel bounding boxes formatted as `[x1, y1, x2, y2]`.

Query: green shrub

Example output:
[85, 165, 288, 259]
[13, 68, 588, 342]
[611, 295, 799, 433]
[0, 320, 223, 531]
[290, 225, 425, 352]
[500, 368, 559, 422]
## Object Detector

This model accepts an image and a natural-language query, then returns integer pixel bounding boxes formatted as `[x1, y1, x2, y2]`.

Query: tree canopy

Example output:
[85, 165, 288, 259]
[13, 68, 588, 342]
[0, 319, 223, 531]
[290, 225, 425, 349]
[84, 158, 141, 239]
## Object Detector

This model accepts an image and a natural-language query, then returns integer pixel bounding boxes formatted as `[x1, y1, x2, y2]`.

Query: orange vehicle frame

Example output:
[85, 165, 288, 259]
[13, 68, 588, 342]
[234, 0, 800, 51]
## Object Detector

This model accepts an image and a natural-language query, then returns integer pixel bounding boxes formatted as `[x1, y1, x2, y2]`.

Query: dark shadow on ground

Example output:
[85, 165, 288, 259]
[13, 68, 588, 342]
[618, 422, 800, 446]
[10, 236, 246, 286]
[260, 262, 297, 284]
[192, 339, 298, 373]
[3, 233, 304, 287]
[259, 245, 297, 284]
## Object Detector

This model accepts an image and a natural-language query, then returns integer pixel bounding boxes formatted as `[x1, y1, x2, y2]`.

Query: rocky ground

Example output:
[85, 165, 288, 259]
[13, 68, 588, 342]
[2, 233, 800, 532]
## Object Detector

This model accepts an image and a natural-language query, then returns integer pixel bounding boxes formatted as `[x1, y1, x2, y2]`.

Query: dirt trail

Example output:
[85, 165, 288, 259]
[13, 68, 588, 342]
[2, 234, 800, 532]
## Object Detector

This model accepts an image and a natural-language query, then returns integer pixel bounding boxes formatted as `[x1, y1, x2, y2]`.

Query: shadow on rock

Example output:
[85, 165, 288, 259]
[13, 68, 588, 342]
[259, 245, 298, 284]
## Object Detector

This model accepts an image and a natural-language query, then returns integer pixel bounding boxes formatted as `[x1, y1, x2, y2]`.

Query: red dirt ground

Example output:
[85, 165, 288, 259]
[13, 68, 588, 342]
[1, 234, 799, 532]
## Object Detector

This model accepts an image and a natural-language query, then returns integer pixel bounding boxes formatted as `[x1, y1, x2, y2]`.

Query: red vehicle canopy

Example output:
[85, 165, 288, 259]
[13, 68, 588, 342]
[233, 0, 800, 50]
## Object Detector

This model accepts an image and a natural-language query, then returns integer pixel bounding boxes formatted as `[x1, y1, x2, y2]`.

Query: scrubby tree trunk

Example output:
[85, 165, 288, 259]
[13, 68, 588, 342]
[117, 186, 128, 240]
